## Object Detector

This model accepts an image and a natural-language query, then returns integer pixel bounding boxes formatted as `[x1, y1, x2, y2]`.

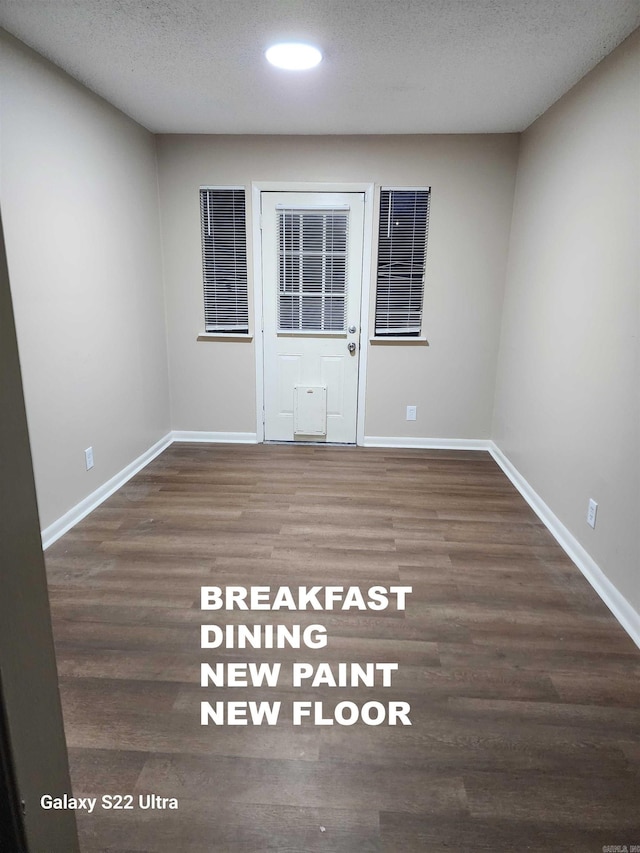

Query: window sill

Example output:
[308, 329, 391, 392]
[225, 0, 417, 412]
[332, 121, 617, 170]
[370, 336, 429, 345]
[197, 333, 254, 342]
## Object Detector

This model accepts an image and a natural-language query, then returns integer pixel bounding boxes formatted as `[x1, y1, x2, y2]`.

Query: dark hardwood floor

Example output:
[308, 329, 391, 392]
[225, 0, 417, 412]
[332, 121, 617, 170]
[44, 444, 640, 852]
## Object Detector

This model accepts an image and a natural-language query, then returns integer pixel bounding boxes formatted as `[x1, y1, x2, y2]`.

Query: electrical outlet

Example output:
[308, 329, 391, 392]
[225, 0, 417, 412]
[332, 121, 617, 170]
[587, 498, 598, 529]
[406, 405, 417, 421]
[85, 447, 94, 470]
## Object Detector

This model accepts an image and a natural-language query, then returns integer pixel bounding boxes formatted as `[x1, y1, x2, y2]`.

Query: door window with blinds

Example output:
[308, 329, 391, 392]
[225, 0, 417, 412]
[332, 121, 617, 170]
[374, 188, 430, 338]
[277, 207, 349, 333]
[199, 187, 249, 334]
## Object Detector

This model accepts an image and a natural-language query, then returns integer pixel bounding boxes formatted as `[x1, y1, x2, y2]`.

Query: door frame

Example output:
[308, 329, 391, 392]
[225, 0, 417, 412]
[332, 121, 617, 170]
[252, 181, 375, 445]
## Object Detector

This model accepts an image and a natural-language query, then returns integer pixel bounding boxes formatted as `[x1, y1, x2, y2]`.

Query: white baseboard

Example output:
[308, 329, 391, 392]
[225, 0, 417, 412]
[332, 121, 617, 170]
[41, 433, 173, 550]
[489, 442, 640, 650]
[363, 436, 492, 450]
[41, 431, 258, 548]
[171, 430, 258, 444]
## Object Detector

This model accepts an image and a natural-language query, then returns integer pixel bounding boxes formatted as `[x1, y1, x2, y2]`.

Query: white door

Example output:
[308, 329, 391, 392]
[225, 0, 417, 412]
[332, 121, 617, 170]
[261, 191, 365, 443]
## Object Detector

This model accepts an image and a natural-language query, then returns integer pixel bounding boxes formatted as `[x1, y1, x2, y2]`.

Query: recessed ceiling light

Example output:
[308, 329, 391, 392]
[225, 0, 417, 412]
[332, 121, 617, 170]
[265, 42, 322, 71]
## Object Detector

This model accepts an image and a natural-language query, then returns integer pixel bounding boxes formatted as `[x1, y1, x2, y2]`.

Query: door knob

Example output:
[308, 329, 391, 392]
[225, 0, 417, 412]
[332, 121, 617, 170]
[348, 325, 357, 334]
[348, 342, 356, 353]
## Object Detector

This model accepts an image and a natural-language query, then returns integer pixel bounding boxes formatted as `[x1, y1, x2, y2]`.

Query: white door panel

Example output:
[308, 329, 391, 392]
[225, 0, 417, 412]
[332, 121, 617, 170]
[321, 357, 345, 417]
[262, 192, 365, 443]
[276, 354, 302, 415]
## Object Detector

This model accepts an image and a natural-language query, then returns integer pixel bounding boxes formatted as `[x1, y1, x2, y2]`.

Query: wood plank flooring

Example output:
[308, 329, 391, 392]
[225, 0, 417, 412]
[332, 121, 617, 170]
[44, 444, 640, 852]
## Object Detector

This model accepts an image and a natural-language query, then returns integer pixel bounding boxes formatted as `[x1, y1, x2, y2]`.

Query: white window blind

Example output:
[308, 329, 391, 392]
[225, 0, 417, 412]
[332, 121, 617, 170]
[374, 188, 430, 337]
[200, 187, 249, 333]
[278, 208, 348, 332]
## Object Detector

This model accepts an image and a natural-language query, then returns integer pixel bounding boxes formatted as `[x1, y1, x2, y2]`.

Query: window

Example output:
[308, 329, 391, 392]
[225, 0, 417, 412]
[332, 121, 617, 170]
[374, 187, 431, 338]
[277, 207, 349, 332]
[199, 187, 249, 334]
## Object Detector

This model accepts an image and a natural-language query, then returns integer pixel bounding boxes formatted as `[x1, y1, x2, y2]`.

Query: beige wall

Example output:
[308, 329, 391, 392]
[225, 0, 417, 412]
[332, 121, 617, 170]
[156, 134, 519, 438]
[493, 31, 640, 613]
[0, 30, 171, 529]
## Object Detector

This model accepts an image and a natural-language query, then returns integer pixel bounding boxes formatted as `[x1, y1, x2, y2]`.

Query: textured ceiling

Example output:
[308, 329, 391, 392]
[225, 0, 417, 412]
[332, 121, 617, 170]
[0, 0, 638, 134]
